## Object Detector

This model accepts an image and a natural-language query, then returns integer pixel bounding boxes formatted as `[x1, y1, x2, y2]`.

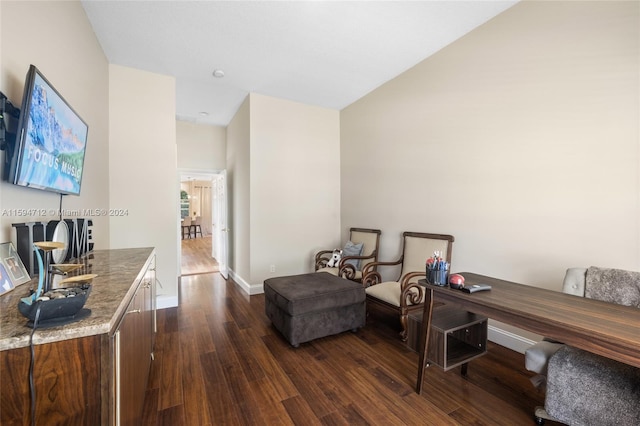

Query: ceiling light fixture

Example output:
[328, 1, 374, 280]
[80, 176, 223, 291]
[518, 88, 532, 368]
[212, 69, 225, 78]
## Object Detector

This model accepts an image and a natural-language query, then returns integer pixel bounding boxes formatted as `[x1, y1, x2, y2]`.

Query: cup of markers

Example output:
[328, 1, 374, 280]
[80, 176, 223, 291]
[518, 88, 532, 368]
[425, 251, 449, 286]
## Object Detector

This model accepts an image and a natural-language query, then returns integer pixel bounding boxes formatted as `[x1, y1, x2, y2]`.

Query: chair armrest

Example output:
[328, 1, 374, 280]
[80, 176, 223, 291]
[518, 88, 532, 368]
[361, 258, 403, 287]
[340, 263, 357, 280]
[349, 252, 376, 262]
[338, 253, 373, 267]
[362, 258, 402, 276]
[400, 271, 427, 308]
[338, 252, 377, 279]
[314, 249, 334, 271]
[400, 271, 426, 288]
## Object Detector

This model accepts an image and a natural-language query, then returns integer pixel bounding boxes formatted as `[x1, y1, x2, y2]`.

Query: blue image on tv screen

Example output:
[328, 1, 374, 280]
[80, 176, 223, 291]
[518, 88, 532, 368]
[16, 73, 88, 195]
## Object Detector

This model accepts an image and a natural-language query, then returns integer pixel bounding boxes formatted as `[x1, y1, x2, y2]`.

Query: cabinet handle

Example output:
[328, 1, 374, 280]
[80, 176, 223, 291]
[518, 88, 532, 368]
[127, 309, 141, 314]
[114, 330, 121, 426]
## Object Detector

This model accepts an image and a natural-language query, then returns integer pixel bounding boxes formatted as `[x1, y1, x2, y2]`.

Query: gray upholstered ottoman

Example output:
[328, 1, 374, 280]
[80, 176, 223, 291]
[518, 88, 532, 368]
[264, 272, 366, 347]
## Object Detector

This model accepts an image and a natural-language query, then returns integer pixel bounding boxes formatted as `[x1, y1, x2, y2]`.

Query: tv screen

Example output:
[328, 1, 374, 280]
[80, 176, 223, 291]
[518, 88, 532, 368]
[7, 65, 88, 196]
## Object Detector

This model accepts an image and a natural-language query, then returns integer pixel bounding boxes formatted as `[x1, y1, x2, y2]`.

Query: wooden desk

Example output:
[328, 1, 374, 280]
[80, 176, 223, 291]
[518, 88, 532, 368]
[416, 272, 640, 393]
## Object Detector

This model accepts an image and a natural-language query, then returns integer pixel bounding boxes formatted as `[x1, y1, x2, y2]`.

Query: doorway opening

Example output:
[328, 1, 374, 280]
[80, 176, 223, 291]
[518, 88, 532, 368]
[179, 172, 218, 276]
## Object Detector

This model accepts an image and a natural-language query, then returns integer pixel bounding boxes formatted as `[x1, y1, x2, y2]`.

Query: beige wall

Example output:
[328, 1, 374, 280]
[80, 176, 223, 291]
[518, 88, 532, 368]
[249, 93, 340, 288]
[1, 2, 180, 308]
[176, 120, 226, 171]
[108, 64, 178, 307]
[341, 1, 639, 346]
[226, 94, 341, 292]
[226, 96, 251, 283]
[0, 0, 110, 247]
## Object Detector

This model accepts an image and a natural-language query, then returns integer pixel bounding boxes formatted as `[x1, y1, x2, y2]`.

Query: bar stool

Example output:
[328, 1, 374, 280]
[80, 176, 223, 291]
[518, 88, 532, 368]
[181, 217, 192, 239]
[191, 216, 203, 238]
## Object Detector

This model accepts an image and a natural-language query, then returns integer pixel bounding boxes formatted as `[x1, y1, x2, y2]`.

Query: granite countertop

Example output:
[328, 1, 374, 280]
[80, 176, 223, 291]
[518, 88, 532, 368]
[0, 247, 155, 351]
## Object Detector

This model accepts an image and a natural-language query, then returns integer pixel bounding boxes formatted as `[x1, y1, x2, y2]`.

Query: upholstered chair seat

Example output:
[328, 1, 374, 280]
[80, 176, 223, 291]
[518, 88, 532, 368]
[364, 281, 423, 306]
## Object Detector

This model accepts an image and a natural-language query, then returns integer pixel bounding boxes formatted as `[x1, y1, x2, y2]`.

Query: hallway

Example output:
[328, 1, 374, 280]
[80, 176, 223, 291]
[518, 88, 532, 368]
[181, 235, 218, 276]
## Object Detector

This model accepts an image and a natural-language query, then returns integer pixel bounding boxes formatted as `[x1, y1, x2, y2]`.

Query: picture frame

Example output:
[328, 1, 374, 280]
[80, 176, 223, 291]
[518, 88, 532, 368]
[0, 242, 31, 295]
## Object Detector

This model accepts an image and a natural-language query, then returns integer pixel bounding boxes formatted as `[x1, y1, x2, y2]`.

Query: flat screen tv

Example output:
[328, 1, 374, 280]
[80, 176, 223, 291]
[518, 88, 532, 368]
[7, 65, 88, 196]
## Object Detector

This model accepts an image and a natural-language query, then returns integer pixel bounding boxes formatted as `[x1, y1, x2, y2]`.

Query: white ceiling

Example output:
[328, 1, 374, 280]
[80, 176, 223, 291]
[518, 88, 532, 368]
[81, 0, 517, 127]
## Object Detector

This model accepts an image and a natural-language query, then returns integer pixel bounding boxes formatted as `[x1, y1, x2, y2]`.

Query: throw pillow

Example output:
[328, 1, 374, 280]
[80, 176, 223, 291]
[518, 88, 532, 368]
[343, 241, 364, 270]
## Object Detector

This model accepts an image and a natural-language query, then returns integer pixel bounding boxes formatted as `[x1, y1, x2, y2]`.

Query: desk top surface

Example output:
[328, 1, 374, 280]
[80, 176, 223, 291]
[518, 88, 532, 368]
[423, 272, 640, 368]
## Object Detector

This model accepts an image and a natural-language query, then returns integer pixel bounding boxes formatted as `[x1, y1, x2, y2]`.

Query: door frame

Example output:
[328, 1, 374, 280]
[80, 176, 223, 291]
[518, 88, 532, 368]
[212, 170, 229, 279]
[177, 168, 227, 277]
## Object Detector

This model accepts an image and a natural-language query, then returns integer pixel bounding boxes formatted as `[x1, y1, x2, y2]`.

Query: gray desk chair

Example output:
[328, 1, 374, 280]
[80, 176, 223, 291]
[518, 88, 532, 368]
[525, 267, 640, 425]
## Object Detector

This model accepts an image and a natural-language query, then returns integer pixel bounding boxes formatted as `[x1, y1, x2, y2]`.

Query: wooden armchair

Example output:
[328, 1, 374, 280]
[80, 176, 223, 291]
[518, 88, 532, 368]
[362, 232, 454, 341]
[315, 228, 381, 282]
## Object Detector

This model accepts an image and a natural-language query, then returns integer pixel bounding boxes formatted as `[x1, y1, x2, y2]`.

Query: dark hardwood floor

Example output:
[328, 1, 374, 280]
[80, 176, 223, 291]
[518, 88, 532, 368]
[141, 273, 561, 425]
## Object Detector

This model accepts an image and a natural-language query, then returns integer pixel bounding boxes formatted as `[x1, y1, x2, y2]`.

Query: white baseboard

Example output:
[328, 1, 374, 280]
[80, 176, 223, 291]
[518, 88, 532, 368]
[229, 269, 264, 295]
[488, 325, 537, 354]
[156, 294, 179, 309]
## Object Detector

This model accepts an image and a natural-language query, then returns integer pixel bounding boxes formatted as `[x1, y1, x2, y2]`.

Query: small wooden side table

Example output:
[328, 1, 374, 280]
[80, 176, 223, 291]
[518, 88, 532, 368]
[407, 303, 487, 373]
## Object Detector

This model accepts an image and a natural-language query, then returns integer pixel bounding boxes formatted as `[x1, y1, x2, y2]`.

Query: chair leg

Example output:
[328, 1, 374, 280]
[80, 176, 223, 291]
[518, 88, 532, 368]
[534, 406, 554, 425]
[461, 362, 468, 376]
[399, 312, 409, 342]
